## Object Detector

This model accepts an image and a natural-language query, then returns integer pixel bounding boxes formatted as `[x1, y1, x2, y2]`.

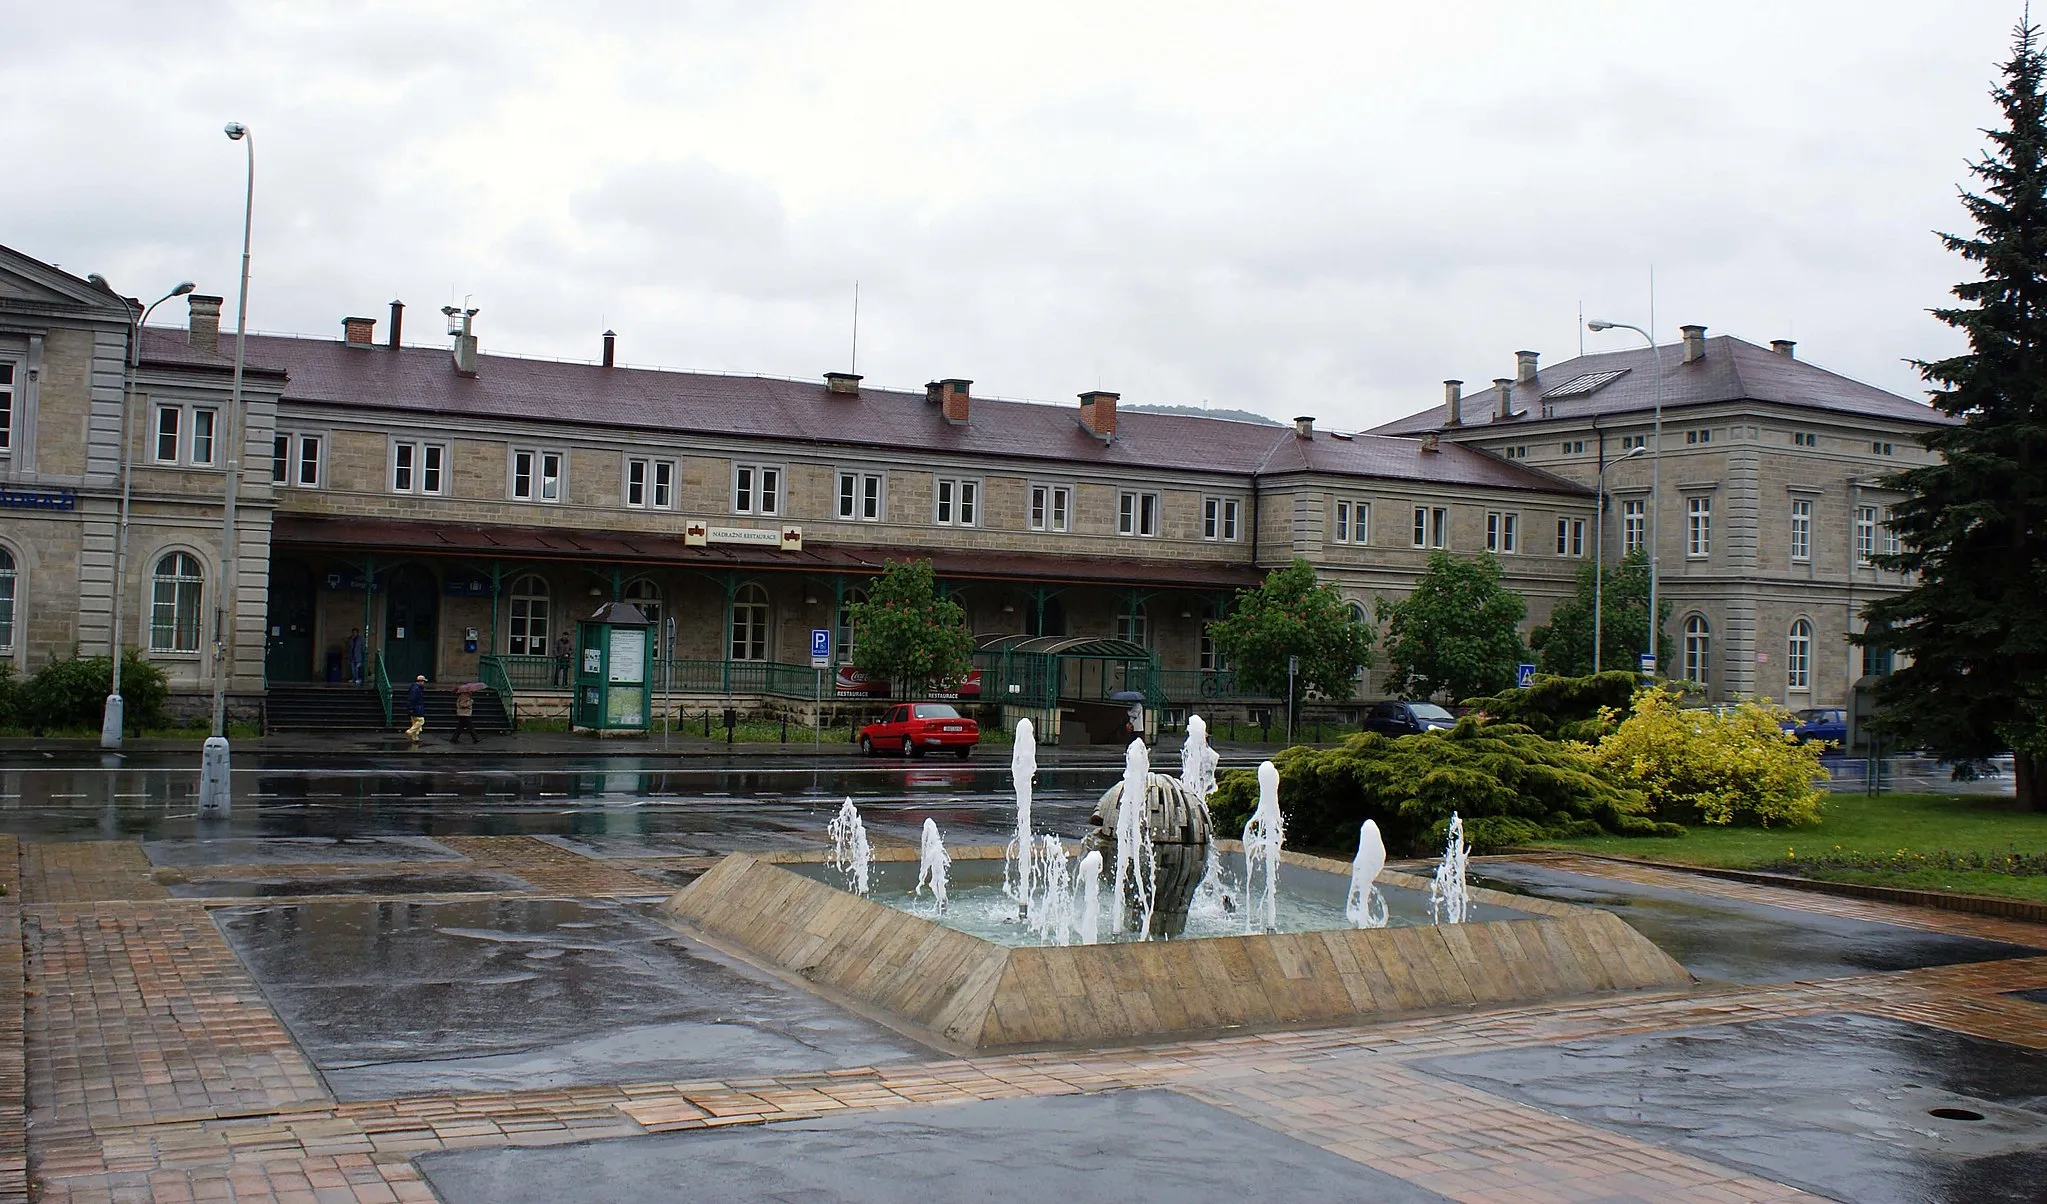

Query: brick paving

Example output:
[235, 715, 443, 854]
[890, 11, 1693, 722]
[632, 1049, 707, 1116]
[6, 833, 2046, 1202]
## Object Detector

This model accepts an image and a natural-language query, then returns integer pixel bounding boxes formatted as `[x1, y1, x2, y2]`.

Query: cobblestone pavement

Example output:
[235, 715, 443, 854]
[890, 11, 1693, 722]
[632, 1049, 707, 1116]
[6, 832, 2045, 1202]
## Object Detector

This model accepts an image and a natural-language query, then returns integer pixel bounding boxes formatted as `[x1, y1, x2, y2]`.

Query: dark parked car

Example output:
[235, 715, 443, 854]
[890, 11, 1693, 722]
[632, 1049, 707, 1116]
[1363, 700, 1457, 736]
[1790, 707, 1848, 748]
[859, 702, 979, 758]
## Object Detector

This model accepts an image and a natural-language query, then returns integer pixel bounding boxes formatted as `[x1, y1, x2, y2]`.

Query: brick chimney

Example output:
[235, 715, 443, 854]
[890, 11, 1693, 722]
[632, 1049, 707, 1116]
[1494, 377, 1515, 420]
[1681, 324, 1707, 364]
[1293, 416, 1314, 439]
[824, 371, 862, 395]
[1420, 432, 1441, 453]
[1443, 380, 1463, 427]
[1771, 339, 1796, 360]
[939, 378, 971, 425]
[343, 316, 376, 347]
[1515, 350, 1539, 385]
[1078, 390, 1119, 440]
[187, 294, 222, 355]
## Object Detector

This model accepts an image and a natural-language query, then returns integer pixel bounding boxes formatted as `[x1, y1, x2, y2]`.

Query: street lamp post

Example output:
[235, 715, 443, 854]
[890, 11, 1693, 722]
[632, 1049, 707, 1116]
[201, 121, 253, 815]
[1592, 444, 1648, 675]
[102, 281, 196, 749]
[1586, 320, 1664, 676]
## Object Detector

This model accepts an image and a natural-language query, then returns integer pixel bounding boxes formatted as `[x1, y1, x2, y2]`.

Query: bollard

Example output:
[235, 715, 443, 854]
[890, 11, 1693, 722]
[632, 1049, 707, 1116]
[780, 716, 789, 743]
[198, 736, 233, 815]
[101, 693, 125, 749]
[703, 711, 712, 738]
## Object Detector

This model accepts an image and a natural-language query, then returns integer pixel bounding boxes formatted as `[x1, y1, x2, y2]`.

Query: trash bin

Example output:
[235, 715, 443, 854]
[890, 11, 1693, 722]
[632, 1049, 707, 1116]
[325, 650, 343, 683]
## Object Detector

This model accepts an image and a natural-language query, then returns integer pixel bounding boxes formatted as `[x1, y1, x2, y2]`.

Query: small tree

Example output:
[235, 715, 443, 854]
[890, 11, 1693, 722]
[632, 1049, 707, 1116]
[1529, 549, 1673, 677]
[847, 559, 973, 695]
[1592, 688, 1828, 828]
[1375, 551, 1527, 701]
[1208, 558, 1374, 707]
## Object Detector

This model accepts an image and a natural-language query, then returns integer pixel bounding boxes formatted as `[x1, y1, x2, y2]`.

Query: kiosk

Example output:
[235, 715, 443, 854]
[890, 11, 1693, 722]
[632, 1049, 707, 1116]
[571, 602, 654, 735]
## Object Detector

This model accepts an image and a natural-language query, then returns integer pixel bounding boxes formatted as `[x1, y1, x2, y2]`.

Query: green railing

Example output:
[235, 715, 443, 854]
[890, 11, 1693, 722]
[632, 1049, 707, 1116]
[477, 655, 517, 728]
[373, 653, 393, 727]
[1152, 669, 1277, 705]
[492, 654, 564, 691]
[485, 654, 822, 701]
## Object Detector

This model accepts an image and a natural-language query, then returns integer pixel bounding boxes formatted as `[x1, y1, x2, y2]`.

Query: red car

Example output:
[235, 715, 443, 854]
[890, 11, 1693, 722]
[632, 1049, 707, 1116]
[860, 703, 979, 758]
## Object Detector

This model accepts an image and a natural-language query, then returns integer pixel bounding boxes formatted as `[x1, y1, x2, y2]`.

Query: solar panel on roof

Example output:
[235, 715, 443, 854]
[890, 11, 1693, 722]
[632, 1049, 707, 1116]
[1542, 368, 1631, 399]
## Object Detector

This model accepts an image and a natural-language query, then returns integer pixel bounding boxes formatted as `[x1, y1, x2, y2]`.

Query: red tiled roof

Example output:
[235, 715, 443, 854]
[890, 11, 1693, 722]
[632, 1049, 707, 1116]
[138, 328, 288, 377]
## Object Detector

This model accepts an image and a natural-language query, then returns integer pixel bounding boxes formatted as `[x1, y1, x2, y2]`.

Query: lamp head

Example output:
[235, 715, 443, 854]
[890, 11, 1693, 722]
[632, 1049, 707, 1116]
[1586, 320, 1616, 332]
[1623, 445, 1648, 460]
[171, 281, 196, 297]
[224, 121, 248, 140]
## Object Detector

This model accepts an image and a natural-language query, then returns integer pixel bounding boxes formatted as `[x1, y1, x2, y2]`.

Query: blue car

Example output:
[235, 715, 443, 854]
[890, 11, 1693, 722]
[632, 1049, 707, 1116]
[1790, 707, 1848, 748]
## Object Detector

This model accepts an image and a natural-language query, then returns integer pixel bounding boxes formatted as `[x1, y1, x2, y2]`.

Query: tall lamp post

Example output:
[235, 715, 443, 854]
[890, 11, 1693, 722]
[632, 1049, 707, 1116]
[1591, 444, 1647, 674]
[102, 281, 196, 749]
[201, 121, 253, 815]
[1586, 320, 1664, 676]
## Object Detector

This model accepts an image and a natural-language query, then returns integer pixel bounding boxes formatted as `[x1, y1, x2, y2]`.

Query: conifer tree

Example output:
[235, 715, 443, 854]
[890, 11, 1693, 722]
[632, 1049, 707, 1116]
[1859, 21, 2047, 810]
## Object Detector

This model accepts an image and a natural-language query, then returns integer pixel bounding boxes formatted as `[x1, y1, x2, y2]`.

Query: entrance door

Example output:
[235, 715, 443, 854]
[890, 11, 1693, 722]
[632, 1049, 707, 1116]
[382, 565, 438, 683]
[264, 561, 316, 682]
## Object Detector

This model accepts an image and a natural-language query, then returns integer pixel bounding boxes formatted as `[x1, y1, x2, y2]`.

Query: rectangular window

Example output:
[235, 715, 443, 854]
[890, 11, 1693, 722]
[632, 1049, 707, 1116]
[1503, 445, 1527, 460]
[626, 458, 648, 508]
[1872, 441, 1894, 456]
[1029, 483, 1072, 533]
[1621, 434, 1647, 450]
[1881, 505, 1900, 556]
[154, 405, 180, 463]
[1688, 496, 1712, 557]
[423, 444, 443, 494]
[1411, 506, 1447, 549]
[0, 362, 12, 454]
[1855, 505, 1878, 563]
[393, 442, 415, 492]
[513, 450, 535, 500]
[1790, 499, 1813, 562]
[1118, 490, 1160, 537]
[654, 460, 674, 509]
[1793, 431, 1817, 447]
[1686, 429, 1712, 445]
[296, 435, 321, 487]
[271, 434, 289, 483]
[1556, 517, 1585, 556]
[189, 408, 217, 466]
[935, 477, 979, 526]
[1558, 440, 1585, 455]
[1485, 511, 1518, 554]
[1623, 499, 1645, 553]
[1333, 501, 1349, 544]
[837, 470, 884, 521]
[1204, 496, 1240, 541]
[734, 463, 779, 515]
[391, 441, 446, 495]
[539, 451, 562, 502]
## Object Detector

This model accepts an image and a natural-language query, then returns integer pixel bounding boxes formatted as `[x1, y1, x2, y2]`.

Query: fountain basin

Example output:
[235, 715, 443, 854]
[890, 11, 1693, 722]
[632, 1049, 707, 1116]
[660, 845, 1692, 1052]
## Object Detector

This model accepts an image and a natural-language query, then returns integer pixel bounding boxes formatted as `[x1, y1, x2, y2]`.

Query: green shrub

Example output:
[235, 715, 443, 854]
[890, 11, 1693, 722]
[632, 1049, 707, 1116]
[1211, 717, 1674, 856]
[1591, 687, 1827, 827]
[1462, 671, 1640, 742]
[21, 652, 170, 730]
[0, 662, 18, 728]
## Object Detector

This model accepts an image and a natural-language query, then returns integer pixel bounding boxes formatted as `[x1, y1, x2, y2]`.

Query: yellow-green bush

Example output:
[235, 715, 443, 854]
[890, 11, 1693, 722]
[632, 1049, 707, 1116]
[1593, 688, 1828, 827]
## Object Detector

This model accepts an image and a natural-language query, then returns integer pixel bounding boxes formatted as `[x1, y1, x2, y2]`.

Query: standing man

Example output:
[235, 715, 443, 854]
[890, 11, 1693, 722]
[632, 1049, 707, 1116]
[553, 632, 572, 688]
[346, 628, 365, 685]
[406, 674, 427, 744]
[451, 688, 480, 744]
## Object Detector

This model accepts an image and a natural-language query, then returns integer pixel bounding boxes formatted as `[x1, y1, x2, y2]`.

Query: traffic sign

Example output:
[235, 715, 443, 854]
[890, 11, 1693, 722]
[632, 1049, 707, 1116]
[1516, 662, 1536, 689]
[1638, 653, 1658, 676]
[810, 628, 832, 668]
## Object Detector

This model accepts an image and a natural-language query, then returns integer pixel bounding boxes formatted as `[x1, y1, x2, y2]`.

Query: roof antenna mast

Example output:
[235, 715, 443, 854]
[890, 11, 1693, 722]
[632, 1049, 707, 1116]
[850, 280, 859, 375]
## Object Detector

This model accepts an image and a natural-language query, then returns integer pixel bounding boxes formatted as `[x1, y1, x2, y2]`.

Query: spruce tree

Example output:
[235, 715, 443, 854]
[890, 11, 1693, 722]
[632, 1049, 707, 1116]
[1859, 21, 2047, 810]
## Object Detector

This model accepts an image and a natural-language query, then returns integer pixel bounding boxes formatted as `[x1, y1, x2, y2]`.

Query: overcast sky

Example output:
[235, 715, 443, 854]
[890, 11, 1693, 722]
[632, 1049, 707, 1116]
[4, 1, 2026, 429]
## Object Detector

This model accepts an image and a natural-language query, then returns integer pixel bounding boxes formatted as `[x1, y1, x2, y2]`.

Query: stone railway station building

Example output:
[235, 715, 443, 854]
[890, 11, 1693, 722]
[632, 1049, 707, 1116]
[0, 242, 1945, 730]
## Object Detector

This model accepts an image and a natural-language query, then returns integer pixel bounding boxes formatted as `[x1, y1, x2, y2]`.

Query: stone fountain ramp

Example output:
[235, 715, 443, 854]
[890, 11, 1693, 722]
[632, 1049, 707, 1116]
[660, 849, 1691, 1051]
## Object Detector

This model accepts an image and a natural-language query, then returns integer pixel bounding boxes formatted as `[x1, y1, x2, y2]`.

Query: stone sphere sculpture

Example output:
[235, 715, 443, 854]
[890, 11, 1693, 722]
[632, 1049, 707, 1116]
[1082, 771, 1213, 937]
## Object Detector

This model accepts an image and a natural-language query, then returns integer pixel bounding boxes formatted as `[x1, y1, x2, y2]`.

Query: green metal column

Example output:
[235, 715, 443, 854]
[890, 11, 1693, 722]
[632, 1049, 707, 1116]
[487, 560, 503, 657]
[720, 573, 737, 695]
[360, 555, 376, 685]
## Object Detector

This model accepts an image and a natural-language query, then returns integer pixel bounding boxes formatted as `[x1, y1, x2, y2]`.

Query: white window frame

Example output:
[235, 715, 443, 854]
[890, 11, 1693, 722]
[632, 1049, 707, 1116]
[189, 407, 218, 466]
[837, 469, 884, 522]
[0, 544, 16, 653]
[150, 403, 222, 467]
[1621, 434, 1647, 451]
[935, 476, 980, 527]
[1205, 496, 1241, 542]
[0, 361, 13, 457]
[1687, 496, 1712, 558]
[1117, 490, 1159, 537]
[1881, 505, 1900, 556]
[1622, 498, 1645, 553]
[1555, 517, 1585, 557]
[1682, 614, 1711, 684]
[625, 456, 677, 510]
[506, 574, 551, 656]
[1790, 499, 1813, 563]
[1029, 483, 1071, 533]
[148, 551, 205, 654]
[390, 439, 447, 496]
[1855, 505, 1878, 564]
[733, 462, 782, 516]
[153, 404, 181, 464]
[1484, 511, 1518, 554]
[270, 431, 325, 488]
[512, 448, 565, 504]
[1787, 619, 1812, 691]
[1411, 505, 1447, 549]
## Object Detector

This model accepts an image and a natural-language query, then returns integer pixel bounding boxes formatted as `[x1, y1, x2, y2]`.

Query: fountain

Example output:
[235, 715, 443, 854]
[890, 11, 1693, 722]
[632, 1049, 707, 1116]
[1180, 714, 1220, 803]
[1345, 819, 1389, 929]
[1028, 834, 1073, 946]
[826, 798, 874, 896]
[1007, 718, 1037, 909]
[1241, 761, 1285, 933]
[1429, 812, 1472, 924]
[1083, 737, 1213, 938]
[1075, 850, 1102, 945]
[915, 818, 950, 912]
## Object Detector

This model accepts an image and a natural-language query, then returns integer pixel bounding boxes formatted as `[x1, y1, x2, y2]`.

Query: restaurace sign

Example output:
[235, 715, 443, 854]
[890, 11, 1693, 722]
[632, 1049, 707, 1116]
[684, 522, 803, 551]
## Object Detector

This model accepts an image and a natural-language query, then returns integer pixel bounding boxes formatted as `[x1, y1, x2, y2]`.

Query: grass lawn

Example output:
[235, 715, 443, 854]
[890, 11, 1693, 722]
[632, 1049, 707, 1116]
[1532, 791, 2047, 901]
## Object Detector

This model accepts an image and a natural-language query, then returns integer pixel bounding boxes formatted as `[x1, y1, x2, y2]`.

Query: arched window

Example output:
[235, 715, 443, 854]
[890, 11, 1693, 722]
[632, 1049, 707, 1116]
[1682, 614, 1711, 684]
[623, 579, 663, 655]
[150, 552, 204, 652]
[1787, 619, 1812, 690]
[507, 575, 551, 656]
[731, 583, 770, 661]
[0, 547, 14, 653]
[1115, 604, 1150, 648]
[837, 588, 868, 660]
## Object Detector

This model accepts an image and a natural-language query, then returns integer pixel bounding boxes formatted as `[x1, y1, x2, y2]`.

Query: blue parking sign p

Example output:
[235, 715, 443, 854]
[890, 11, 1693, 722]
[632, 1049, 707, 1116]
[1516, 662, 1536, 688]
[811, 628, 832, 659]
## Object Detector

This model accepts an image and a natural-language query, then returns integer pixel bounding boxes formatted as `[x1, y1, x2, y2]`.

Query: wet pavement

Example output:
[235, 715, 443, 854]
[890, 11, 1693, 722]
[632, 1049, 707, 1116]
[215, 895, 927, 1099]
[417, 1089, 1450, 1204]
[1417, 1012, 2047, 1204]
[168, 869, 530, 897]
[1471, 859, 2043, 984]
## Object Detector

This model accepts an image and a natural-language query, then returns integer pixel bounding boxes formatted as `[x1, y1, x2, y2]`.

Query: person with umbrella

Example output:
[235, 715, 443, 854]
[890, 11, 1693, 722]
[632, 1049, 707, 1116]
[452, 681, 487, 744]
